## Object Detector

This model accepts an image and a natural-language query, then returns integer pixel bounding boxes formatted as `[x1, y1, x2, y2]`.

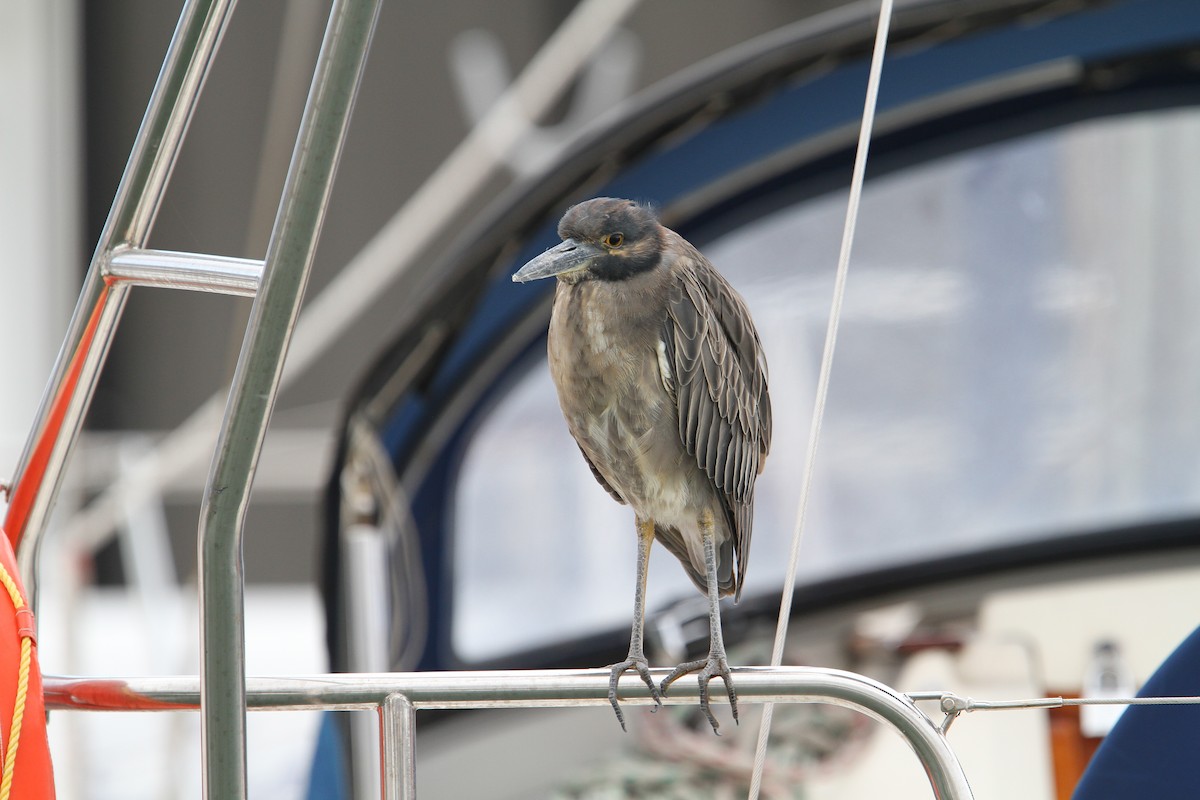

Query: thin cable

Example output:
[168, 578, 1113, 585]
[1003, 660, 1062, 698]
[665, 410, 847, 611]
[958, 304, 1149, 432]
[910, 692, 1200, 712]
[747, 0, 894, 796]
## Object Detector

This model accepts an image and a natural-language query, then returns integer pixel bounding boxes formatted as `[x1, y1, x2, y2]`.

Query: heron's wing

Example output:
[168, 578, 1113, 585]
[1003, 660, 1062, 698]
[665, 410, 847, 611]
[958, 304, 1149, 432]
[662, 248, 772, 597]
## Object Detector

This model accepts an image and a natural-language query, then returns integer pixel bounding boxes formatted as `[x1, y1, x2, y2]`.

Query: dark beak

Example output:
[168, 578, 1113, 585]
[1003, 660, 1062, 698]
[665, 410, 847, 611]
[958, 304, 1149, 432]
[512, 238, 600, 283]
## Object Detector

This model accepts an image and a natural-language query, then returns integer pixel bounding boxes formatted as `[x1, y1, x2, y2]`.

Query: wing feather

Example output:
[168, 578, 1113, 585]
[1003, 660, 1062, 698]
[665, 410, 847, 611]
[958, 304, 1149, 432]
[663, 243, 772, 598]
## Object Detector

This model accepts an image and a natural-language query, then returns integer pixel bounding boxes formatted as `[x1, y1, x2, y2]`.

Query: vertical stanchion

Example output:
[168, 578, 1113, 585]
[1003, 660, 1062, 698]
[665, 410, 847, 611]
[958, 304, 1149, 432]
[381, 693, 417, 800]
[197, 0, 383, 796]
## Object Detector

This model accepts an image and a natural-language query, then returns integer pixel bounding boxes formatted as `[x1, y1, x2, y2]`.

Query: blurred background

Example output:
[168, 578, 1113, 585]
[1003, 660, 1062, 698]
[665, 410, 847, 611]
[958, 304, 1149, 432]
[0, 2, 851, 797]
[5, 1, 1200, 799]
[2, 0, 842, 587]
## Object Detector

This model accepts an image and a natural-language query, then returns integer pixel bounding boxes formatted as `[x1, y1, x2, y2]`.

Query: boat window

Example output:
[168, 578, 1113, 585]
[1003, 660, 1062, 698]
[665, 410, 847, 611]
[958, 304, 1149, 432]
[453, 106, 1200, 661]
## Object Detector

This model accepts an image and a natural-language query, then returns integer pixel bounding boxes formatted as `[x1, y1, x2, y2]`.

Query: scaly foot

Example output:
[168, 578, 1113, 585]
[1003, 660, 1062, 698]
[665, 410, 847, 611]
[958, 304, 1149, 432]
[607, 656, 663, 731]
[660, 652, 737, 734]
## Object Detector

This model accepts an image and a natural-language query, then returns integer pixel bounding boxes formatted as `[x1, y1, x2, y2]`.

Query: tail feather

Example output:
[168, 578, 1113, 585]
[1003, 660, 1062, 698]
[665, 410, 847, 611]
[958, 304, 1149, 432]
[654, 523, 736, 597]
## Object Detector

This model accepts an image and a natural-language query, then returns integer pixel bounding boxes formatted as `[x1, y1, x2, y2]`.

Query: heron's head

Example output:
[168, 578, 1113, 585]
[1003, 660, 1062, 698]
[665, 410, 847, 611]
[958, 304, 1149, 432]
[512, 198, 662, 285]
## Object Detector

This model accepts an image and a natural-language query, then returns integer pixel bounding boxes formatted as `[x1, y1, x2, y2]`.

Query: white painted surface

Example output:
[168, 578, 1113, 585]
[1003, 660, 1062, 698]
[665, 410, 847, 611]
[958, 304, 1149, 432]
[0, 1, 79, 476]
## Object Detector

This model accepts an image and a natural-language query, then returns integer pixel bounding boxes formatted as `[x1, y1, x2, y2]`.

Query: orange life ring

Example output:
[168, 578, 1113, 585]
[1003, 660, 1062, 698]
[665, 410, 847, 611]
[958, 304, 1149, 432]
[0, 527, 54, 798]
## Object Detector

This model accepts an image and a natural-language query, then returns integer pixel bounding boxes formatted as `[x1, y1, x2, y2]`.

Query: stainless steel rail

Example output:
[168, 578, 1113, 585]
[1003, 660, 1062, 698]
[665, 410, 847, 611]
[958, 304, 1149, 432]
[197, 0, 382, 795]
[44, 666, 975, 800]
[4, 0, 382, 796]
[105, 248, 263, 296]
[4, 0, 240, 569]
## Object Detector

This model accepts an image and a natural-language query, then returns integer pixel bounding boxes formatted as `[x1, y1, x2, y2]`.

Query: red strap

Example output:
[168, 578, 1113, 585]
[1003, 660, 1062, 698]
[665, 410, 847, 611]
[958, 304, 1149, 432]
[13, 610, 34, 645]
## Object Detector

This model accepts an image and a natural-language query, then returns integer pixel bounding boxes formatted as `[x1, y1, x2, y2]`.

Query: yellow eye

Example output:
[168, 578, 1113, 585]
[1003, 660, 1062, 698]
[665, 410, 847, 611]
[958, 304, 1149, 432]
[603, 232, 624, 248]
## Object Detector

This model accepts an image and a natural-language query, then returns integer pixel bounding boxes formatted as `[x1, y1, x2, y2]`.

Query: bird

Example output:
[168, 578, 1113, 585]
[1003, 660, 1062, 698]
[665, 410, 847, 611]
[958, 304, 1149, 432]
[512, 197, 772, 734]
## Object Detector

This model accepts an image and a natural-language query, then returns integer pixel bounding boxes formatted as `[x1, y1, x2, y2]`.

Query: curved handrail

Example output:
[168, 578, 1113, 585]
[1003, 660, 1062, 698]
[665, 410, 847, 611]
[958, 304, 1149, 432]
[44, 666, 973, 799]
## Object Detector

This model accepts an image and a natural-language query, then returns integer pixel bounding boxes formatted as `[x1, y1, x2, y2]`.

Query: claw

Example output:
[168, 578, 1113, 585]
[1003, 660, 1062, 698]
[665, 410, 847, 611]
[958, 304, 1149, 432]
[607, 656, 663, 731]
[660, 653, 737, 734]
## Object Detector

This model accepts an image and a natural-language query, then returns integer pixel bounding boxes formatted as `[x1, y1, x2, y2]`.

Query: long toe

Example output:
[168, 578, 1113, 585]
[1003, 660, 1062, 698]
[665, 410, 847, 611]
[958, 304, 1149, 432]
[661, 655, 737, 734]
[607, 657, 662, 731]
[659, 658, 706, 697]
[700, 653, 738, 734]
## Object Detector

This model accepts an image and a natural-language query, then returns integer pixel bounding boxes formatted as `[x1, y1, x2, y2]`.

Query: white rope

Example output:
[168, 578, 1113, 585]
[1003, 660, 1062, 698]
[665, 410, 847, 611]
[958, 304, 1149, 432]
[747, 1, 894, 796]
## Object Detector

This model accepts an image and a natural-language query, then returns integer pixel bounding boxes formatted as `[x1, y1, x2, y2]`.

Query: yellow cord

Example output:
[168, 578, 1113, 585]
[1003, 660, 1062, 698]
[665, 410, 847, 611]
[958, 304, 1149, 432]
[0, 563, 32, 800]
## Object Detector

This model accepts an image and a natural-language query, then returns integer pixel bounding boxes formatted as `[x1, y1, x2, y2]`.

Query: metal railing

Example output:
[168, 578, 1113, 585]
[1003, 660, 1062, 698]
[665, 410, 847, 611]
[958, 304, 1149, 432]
[5, 0, 975, 798]
[4, 0, 383, 796]
[44, 666, 974, 799]
[6, 0, 245, 564]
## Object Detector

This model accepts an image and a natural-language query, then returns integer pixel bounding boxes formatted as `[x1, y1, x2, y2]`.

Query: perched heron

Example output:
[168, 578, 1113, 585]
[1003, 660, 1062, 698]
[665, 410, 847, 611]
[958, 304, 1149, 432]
[513, 197, 772, 733]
